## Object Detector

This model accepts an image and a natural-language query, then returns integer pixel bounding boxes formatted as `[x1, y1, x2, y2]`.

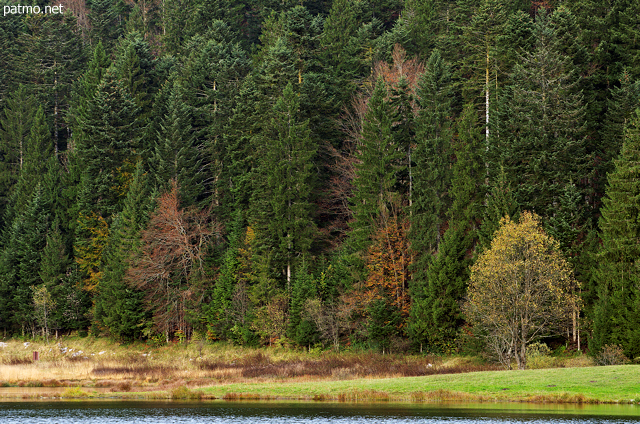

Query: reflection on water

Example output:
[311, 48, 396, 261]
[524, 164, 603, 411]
[1, 401, 639, 423]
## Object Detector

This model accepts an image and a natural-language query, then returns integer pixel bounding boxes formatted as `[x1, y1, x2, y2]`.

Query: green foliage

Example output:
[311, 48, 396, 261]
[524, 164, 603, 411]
[94, 162, 151, 341]
[349, 78, 402, 252]
[592, 109, 640, 359]
[499, 8, 589, 219]
[249, 83, 317, 288]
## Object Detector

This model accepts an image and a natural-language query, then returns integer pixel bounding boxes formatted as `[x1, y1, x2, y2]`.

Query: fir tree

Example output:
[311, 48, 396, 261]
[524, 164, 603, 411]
[0, 85, 36, 221]
[592, 109, 640, 358]
[151, 79, 203, 207]
[500, 8, 588, 219]
[94, 162, 151, 341]
[206, 210, 244, 339]
[349, 78, 402, 252]
[250, 83, 317, 289]
[288, 260, 318, 346]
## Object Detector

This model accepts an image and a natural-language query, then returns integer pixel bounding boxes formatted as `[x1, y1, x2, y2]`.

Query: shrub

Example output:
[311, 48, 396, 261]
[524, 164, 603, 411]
[526, 342, 556, 369]
[595, 344, 629, 366]
[171, 385, 202, 400]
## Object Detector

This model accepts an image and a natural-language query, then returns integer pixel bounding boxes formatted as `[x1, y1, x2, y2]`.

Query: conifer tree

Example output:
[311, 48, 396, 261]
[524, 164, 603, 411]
[179, 25, 250, 214]
[601, 70, 640, 177]
[410, 49, 453, 263]
[412, 103, 484, 351]
[478, 165, 518, 252]
[20, 12, 86, 151]
[592, 109, 640, 358]
[206, 210, 244, 339]
[500, 8, 588, 219]
[1, 184, 51, 334]
[73, 68, 142, 217]
[112, 32, 157, 123]
[0, 85, 36, 221]
[250, 83, 316, 288]
[349, 78, 402, 252]
[95, 162, 151, 340]
[89, 0, 128, 53]
[10, 105, 52, 215]
[152, 80, 203, 207]
[288, 260, 318, 346]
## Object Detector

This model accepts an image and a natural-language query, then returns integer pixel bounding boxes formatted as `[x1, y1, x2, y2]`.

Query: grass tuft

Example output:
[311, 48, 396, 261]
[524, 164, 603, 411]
[171, 385, 202, 400]
[60, 387, 89, 398]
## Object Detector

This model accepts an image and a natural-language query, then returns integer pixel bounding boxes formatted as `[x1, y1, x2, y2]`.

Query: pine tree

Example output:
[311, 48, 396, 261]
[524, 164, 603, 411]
[592, 109, 640, 358]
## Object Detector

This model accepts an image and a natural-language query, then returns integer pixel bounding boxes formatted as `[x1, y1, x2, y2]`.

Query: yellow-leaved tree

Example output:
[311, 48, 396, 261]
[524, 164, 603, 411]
[464, 211, 580, 370]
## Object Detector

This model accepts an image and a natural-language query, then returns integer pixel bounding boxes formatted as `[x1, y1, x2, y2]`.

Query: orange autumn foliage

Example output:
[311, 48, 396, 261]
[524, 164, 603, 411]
[362, 217, 411, 327]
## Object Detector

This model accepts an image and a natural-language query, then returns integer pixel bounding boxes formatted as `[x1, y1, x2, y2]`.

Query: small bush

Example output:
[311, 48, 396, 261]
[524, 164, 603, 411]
[61, 387, 89, 398]
[595, 344, 629, 366]
[171, 385, 202, 400]
[116, 381, 132, 392]
[526, 342, 556, 369]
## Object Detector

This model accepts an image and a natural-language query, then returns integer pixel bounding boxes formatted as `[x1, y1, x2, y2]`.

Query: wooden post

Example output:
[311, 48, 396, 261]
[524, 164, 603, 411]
[33, 351, 39, 361]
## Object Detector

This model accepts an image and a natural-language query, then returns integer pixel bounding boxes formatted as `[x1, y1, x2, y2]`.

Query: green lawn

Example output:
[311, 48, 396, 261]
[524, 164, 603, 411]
[198, 365, 640, 403]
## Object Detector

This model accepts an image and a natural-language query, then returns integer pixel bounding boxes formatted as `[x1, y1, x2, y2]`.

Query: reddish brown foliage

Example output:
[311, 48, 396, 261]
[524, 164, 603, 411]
[362, 217, 411, 324]
[128, 180, 221, 339]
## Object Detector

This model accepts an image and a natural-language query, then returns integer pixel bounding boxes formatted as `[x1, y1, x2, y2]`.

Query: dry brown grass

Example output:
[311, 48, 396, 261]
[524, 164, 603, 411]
[0, 337, 578, 397]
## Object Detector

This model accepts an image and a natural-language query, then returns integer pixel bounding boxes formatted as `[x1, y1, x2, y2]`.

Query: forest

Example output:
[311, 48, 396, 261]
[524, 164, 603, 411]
[0, 0, 639, 360]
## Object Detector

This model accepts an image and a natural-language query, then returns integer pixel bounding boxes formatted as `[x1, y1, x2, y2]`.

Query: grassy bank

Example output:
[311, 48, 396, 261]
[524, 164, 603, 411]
[1, 337, 637, 404]
[196, 365, 640, 404]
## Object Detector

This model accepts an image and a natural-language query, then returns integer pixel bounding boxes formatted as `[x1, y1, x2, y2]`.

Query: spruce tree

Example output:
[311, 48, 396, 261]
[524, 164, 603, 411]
[478, 165, 518, 252]
[500, 8, 588, 219]
[349, 78, 402, 252]
[94, 162, 151, 340]
[408, 50, 455, 348]
[10, 105, 52, 215]
[601, 70, 640, 177]
[206, 210, 244, 339]
[3, 185, 51, 334]
[413, 103, 484, 351]
[592, 109, 640, 358]
[151, 79, 203, 207]
[288, 260, 318, 346]
[249, 83, 317, 289]
[0, 85, 36, 221]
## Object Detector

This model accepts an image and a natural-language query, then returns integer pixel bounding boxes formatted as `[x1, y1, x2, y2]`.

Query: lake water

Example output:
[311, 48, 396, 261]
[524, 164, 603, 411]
[1, 401, 640, 423]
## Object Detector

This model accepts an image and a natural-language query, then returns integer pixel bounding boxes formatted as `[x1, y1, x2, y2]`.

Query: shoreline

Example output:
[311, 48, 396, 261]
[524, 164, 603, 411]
[2, 367, 640, 405]
[1, 338, 639, 406]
